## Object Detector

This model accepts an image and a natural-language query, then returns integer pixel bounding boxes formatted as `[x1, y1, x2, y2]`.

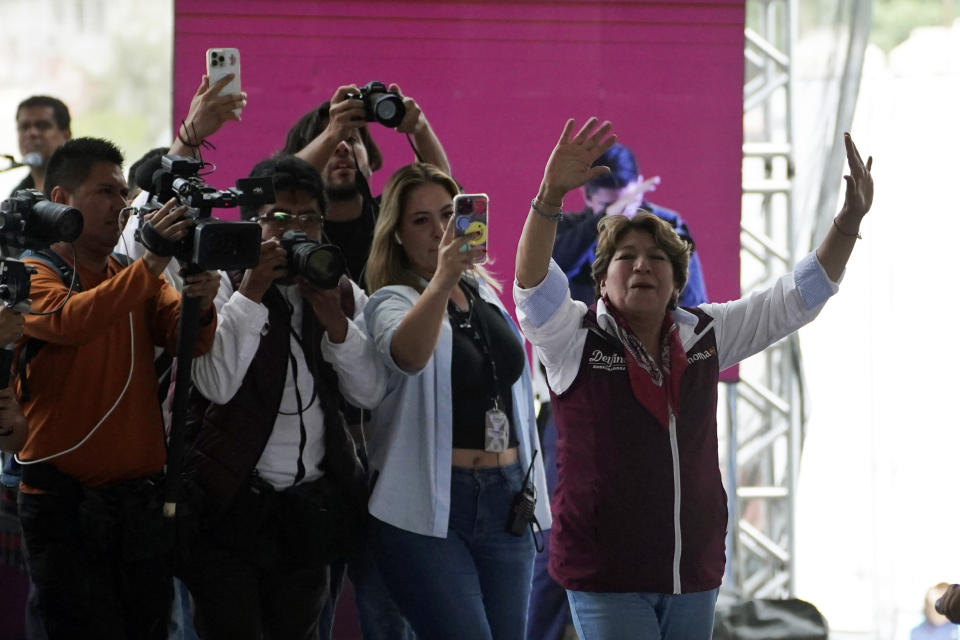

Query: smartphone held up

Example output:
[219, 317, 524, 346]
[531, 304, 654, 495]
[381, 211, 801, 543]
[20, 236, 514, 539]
[453, 193, 489, 265]
[205, 47, 242, 116]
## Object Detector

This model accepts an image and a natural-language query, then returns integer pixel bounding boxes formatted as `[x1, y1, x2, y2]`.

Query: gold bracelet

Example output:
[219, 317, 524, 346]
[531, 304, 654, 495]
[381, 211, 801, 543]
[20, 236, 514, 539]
[833, 217, 862, 240]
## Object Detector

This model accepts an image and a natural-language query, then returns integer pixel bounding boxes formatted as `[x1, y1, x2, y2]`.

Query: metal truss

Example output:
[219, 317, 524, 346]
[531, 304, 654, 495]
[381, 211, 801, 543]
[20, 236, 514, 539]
[725, 0, 801, 599]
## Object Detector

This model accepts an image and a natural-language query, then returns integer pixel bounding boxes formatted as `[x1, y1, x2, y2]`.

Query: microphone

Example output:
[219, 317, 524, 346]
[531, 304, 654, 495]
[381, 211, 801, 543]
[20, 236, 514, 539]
[134, 155, 164, 196]
[21, 152, 42, 168]
[1, 152, 43, 172]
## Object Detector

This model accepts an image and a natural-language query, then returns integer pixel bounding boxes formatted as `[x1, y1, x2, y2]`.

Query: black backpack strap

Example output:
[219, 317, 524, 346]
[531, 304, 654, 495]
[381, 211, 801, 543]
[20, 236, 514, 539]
[15, 251, 133, 401]
[16, 249, 80, 402]
[22, 248, 82, 293]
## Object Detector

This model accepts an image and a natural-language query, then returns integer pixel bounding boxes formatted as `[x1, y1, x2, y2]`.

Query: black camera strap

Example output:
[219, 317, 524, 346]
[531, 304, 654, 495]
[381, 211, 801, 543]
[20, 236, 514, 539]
[15, 249, 133, 402]
[404, 134, 424, 164]
[137, 221, 180, 258]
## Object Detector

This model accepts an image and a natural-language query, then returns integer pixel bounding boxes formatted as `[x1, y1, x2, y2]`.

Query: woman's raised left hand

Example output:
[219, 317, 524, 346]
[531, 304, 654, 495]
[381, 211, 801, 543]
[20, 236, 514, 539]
[840, 132, 873, 221]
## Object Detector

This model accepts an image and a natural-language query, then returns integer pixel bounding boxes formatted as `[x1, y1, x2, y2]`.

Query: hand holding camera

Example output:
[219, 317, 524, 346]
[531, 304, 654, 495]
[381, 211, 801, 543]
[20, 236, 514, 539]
[387, 83, 424, 134]
[181, 270, 221, 313]
[238, 239, 287, 304]
[328, 85, 369, 140]
[141, 198, 194, 276]
[299, 279, 349, 344]
[343, 81, 406, 129]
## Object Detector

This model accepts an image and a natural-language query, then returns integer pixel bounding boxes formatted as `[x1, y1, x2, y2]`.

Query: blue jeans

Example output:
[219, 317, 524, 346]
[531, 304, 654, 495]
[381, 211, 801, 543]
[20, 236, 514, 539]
[371, 463, 535, 640]
[168, 578, 198, 640]
[317, 548, 415, 640]
[566, 588, 719, 640]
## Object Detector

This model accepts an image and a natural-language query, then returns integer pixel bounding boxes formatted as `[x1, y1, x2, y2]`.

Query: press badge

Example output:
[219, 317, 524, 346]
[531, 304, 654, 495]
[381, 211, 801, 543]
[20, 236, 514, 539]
[484, 408, 509, 453]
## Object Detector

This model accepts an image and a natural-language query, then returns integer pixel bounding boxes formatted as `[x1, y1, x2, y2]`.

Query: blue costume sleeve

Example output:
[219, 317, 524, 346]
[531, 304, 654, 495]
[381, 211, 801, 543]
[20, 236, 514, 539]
[552, 211, 601, 276]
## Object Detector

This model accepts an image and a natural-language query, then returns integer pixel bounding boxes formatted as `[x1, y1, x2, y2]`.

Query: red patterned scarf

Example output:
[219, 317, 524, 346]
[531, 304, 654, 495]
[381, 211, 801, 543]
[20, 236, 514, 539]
[602, 299, 688, 430]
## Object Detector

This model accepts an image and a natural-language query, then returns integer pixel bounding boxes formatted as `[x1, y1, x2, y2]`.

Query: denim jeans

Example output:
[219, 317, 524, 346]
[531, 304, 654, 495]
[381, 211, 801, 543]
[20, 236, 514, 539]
[371, 462, 536, 640]
[317, 547, 415, 640]
[566, 588, 719, 640]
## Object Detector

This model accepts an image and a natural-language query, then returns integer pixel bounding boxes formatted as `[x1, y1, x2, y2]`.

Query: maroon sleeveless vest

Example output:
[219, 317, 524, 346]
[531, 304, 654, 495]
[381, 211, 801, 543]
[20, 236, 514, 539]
[548, 307, 727, 594]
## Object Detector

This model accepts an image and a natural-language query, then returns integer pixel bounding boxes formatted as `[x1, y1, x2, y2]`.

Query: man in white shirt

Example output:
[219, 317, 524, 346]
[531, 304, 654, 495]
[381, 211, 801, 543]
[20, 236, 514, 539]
[182, 154, 384, 640]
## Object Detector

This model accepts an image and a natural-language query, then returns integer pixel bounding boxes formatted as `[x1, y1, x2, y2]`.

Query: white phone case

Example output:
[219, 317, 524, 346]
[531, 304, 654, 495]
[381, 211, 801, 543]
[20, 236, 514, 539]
[205, 48, 241, 115]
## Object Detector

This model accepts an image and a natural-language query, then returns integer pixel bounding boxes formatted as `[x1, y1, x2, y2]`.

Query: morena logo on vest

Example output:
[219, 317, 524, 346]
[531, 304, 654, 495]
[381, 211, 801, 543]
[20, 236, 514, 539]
[687, 347, 717, 364]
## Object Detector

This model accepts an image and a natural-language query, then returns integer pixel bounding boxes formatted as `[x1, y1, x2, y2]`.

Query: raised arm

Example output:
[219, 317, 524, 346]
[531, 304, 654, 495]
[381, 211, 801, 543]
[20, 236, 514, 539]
[294, 85, 367, 172]
[390, 219, 482, 372]
[390, 83, 451, 176]
[169, 74, 246, 158]
[815, 133, 874, 281]
[515, 118, 616, 289]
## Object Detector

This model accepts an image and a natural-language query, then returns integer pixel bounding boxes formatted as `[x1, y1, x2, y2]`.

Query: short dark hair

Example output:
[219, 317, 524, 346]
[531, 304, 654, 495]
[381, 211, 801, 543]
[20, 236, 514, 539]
[281, 102, 383, 173]
[585, 143, 639, 197]
[16, 96, 71, 132]
[127, 147, 168, 199]
[241, 154, 326, 220]
[43, 137, 124, 197]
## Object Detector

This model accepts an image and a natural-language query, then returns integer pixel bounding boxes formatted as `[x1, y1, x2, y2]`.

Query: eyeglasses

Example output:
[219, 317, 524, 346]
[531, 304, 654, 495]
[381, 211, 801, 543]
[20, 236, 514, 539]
[255, 211, 324, 229]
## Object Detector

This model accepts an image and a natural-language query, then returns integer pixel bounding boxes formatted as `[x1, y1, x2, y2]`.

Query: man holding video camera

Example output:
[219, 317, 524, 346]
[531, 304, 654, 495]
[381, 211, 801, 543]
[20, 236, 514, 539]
[182, 153, 384, 640]
[283, 82, 449, 289]
[12, 137, 221, 640]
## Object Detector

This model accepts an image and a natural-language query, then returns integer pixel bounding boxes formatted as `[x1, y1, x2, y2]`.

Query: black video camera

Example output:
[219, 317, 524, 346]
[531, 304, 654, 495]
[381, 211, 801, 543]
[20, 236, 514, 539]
[0, 189, 84, 308]
[279, 230, 347, 290]
[136, 155, 271, 271]
[346, 81, 406, 128]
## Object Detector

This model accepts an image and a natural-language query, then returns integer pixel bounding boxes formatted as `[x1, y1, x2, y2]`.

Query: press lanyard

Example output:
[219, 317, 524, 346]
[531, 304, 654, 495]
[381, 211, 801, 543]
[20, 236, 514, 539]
[449, 281, 511, 453]
[448, 281, 503, 410]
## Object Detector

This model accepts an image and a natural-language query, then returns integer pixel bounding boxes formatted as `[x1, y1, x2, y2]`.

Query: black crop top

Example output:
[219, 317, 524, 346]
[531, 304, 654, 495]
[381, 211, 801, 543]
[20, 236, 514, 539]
[448, 282, 526, 450]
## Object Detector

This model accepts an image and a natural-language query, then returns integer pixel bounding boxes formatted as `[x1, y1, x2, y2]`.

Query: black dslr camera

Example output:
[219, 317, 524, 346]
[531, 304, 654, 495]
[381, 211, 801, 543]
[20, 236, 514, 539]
[0, 189, 84, 308]
[136, 155, 271, 271]
[346, 81, 406, 128]
[279, 230, 347, 290]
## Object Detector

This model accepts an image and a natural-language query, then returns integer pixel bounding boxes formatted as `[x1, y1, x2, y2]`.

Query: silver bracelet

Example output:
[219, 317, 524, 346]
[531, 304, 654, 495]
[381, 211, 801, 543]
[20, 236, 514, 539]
[531, 198, 562, 222]
[833, 217, 862, 240]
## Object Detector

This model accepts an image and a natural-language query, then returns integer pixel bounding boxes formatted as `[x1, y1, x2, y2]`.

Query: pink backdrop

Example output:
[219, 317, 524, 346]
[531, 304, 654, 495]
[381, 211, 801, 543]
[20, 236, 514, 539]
[173, 0, 744, 308]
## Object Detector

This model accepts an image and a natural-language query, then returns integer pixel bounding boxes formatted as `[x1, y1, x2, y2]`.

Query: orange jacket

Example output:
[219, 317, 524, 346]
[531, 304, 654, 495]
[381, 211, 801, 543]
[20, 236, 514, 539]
[16, 253, 215, 486]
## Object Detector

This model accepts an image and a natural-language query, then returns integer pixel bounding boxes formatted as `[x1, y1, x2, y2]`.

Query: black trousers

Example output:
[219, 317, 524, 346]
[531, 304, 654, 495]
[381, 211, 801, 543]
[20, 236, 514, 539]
[18, 478, 173, 640]
[183, 476, 330, 640]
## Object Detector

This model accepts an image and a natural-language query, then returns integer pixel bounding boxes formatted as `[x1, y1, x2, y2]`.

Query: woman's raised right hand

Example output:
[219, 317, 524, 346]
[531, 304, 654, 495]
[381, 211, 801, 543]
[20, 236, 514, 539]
[433, 215, 483, 290]
[539, 117, 617, 205]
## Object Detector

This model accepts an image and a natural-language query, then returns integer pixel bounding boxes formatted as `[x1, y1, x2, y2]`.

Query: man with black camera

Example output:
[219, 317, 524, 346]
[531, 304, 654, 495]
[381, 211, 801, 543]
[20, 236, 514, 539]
[283, 82, 449, 289]
[182, 153, 384, 640]
[12, 96, 72, 195]
[13, 137, 221, 640]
